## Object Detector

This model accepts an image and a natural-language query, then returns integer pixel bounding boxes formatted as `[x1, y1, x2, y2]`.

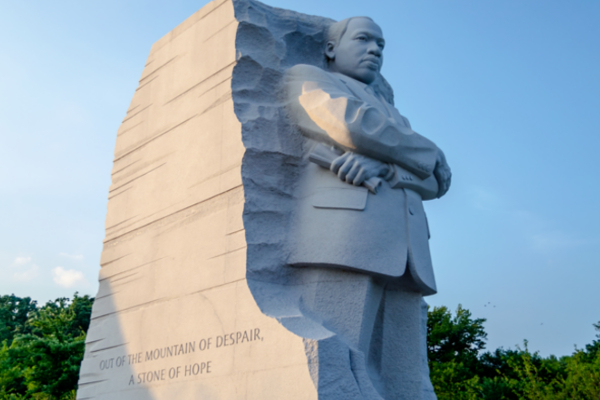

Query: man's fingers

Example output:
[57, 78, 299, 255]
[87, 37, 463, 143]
[330, 152, 387, 187]
[330, 152, 349, 173]
[337, 157, 354, 181]
[346, 162, 361, 184]
[353, 168, 367, 186]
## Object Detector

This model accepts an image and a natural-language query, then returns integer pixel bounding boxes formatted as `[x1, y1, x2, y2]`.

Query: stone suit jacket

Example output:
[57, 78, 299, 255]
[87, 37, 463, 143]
[284, 64, 441, 295]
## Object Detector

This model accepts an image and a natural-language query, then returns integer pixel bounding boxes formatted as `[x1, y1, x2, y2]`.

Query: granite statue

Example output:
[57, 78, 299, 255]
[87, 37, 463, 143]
[76, 1, 451, 398]
[282, 16, 452, 399]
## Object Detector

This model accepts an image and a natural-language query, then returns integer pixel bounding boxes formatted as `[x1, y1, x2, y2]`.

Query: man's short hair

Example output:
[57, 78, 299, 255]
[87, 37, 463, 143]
[325, 16, 374, 64]
[324, 17, 394, 105]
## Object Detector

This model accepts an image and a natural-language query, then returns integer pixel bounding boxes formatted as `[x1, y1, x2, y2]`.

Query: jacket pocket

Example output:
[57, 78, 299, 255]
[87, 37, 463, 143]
[311, 186, 368, 211]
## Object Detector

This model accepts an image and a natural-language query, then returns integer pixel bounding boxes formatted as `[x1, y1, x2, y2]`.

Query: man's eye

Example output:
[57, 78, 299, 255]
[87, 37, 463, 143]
[356, 36, 367, 41]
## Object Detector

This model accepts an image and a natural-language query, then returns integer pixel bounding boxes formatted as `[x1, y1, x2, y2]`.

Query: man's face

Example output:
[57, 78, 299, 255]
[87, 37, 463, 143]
[327, 18, 385, 85]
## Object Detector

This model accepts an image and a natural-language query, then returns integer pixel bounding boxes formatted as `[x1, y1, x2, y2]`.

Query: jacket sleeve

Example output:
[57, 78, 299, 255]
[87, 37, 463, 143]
[284, 64, 439, 179]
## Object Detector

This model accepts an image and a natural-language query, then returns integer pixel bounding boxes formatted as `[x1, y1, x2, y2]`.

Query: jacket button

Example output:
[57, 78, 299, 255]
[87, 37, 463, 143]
[409, 207, 415, 215]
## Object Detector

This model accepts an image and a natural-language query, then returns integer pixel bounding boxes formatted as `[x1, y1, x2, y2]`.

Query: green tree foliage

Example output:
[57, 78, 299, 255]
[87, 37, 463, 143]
[428, 305, 600, 399]
[428, 305, 487, 366]
[1, 294, 598, 399]
[0, 293, 93, 400]
[427, 305, 487, 399]
[0, 296, 37, 345]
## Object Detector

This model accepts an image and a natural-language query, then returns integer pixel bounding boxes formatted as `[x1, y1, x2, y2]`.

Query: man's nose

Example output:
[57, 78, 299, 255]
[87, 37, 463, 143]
[367, 41, 382, 56]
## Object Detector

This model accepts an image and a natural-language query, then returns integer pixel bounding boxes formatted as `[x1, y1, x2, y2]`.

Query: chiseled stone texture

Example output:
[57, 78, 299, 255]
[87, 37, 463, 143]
[77, 0, 317, 398]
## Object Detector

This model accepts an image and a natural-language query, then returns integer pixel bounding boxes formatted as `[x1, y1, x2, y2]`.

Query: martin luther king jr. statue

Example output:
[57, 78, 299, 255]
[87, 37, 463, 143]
[283, 16, 452, 399]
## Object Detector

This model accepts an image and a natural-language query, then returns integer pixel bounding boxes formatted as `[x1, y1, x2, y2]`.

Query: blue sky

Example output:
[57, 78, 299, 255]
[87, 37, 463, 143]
[1, 0, 598, 357]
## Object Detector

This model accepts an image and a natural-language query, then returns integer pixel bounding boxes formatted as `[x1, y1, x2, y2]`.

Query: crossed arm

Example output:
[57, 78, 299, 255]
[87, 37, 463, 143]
[330, 151, 451, 199]
[284, 64, 451, 198]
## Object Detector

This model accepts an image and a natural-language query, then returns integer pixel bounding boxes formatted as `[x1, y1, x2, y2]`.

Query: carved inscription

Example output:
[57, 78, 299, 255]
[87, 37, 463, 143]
[96, 327, 264, 387]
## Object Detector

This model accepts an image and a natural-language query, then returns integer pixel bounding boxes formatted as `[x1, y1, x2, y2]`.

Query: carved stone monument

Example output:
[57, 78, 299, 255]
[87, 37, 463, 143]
[77, 0, 450, 399]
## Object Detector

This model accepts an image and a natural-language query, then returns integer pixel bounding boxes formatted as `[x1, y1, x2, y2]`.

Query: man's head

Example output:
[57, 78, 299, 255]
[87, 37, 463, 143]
[325, 17, 385, 85]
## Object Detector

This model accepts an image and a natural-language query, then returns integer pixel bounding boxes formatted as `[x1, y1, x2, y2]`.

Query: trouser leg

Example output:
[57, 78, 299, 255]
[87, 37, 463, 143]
[300, 268, 383, 353]
[380, 289, 425, 400]
[300, 269, 384, 399]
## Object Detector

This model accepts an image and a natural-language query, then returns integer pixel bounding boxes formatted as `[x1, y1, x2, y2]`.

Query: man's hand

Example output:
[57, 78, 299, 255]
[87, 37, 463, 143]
[434, 149, 451, 198]
[330, 152, 390, 186]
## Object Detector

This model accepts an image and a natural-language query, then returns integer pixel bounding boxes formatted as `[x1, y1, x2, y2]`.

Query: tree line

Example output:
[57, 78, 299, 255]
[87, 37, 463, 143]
[0, 294, 598, 399]
[427, 305, 600, 399]
[0, 294, 92, 400]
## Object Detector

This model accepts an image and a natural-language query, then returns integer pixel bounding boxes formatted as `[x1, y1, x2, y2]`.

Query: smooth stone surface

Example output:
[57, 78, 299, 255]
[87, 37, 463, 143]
[77, 0, 317, 398]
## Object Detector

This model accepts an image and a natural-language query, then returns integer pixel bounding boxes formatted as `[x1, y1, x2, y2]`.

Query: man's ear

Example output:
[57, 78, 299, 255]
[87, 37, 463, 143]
[325, 41, 336, 61]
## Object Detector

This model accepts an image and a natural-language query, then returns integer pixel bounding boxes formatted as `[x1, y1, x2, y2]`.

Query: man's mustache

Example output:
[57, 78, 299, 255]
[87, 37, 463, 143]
[362, 56, 381, 68]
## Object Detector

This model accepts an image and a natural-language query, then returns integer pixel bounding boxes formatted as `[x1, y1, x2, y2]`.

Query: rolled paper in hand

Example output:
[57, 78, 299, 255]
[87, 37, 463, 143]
[308, 144, 382, 194]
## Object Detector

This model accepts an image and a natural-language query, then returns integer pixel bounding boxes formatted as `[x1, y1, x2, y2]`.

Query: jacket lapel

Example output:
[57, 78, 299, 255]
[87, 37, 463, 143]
[334, 73, 397, 119]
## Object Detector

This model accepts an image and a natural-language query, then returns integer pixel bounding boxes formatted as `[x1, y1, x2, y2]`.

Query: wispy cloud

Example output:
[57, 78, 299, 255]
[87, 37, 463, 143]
[14, 256, 32, 265]
[52, 266, 88, 288]
[13, 265, 40, 281]
[11, 256, 39, 281]
[58, 252, 84, 261]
